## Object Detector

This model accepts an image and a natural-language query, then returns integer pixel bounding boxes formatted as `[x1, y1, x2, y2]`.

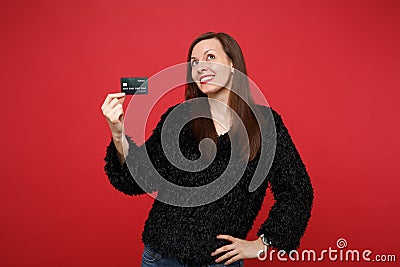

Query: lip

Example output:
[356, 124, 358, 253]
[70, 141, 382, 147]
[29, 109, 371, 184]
[199, 74, 215, 84]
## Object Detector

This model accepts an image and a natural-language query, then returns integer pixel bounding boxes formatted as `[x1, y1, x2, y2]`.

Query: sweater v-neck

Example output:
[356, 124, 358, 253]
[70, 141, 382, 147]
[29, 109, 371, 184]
[216, 127, 231, 140]
[217, 130, 229, 138]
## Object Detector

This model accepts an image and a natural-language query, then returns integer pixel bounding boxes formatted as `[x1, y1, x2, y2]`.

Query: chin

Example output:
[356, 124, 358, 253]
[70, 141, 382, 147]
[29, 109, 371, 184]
[198, 83, 224, 95]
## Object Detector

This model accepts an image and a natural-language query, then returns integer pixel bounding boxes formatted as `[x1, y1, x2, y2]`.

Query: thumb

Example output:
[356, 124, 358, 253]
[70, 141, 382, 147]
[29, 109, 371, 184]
[118, 95, 126, 104]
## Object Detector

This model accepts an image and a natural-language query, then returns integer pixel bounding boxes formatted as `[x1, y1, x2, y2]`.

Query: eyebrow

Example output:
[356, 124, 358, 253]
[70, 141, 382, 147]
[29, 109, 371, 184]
[190, 49, 216, 60]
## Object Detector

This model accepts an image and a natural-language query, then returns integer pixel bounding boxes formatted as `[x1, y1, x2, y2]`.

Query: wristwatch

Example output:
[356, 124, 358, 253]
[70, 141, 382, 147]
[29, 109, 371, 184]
[259, 234, 272, 248]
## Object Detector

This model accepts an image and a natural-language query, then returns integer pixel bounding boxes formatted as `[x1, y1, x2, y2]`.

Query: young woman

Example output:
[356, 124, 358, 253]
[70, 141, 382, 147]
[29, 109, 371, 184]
[101, 32, 314, 267]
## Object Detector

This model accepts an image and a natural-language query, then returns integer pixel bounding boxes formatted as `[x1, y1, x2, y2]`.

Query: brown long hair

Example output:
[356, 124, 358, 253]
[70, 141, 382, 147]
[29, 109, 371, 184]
[185, 32, 261, 161]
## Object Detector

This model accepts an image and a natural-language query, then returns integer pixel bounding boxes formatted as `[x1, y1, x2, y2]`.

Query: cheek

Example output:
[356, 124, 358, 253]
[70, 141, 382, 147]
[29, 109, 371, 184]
[191, 69, 197, 81]
[212, 65, 231, 81]
[211, 63, 229, 74]
[190, 69, 201, 88]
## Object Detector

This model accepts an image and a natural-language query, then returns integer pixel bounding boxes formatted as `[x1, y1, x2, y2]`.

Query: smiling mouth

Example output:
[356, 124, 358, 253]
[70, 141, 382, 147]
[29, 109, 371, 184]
[200, 75, 215, 84]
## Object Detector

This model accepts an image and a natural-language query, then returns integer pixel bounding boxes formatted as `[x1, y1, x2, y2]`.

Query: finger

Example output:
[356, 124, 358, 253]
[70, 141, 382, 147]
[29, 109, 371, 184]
[109, 98, 121, 109]
[211, 244, 235, 256]
[106, 92, 126, 100]
[106, 103, 123, 121]
[224, 254, 242, 266]
[103, 92, 126, 108]
[108, 104, 124, 123]
[215, 249, 239, 263]
[217, 234, 237, 243]
[102, 96, 119, 114]
[103, 98, 121, 116]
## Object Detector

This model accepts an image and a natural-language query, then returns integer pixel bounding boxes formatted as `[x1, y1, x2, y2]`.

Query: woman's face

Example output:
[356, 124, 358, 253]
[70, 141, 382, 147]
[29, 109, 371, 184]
[190, 38, 233, 95]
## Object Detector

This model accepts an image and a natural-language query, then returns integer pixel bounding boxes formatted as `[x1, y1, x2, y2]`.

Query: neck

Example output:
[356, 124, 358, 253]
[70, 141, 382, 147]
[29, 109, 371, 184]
[207, 88, 231, 128]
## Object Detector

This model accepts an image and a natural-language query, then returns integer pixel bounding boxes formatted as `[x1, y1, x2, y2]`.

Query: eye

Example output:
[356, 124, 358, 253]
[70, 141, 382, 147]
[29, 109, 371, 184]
[206, 54, 215, 60]
[191, 60, 198, 66]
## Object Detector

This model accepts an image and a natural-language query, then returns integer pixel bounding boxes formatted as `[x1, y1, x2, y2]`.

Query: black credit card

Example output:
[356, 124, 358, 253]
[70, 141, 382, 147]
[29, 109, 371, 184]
[120, 77, 148, 95]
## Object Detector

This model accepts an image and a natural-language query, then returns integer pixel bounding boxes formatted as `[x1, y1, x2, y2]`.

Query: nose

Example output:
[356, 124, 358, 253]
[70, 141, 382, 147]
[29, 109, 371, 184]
[196, 61, 209, 73]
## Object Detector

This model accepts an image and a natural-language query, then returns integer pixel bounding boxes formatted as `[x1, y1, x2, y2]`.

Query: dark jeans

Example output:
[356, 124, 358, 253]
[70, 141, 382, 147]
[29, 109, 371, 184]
[141, 243, 244, 267]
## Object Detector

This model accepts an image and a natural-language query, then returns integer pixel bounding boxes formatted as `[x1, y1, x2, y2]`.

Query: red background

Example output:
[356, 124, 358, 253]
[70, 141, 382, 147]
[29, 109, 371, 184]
[1, 0, 399, 266]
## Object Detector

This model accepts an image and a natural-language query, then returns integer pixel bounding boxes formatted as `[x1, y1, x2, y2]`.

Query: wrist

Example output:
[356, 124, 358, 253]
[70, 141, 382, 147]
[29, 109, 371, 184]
[112, 132, 124, 142]
[256, 237, 266, 251]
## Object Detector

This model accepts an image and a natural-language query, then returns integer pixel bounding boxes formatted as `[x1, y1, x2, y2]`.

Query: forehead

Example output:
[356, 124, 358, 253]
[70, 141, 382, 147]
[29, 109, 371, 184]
[191, 38, 223, 56]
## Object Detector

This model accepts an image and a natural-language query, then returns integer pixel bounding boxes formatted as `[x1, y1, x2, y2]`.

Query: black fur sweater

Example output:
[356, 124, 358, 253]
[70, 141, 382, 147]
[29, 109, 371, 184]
[104, 102, 314, 265]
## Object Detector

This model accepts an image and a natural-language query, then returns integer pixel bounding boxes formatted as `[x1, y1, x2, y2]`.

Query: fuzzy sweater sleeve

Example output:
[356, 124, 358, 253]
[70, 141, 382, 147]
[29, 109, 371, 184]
[257, 108, 314, 253]
[103, 105, 176, 196]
